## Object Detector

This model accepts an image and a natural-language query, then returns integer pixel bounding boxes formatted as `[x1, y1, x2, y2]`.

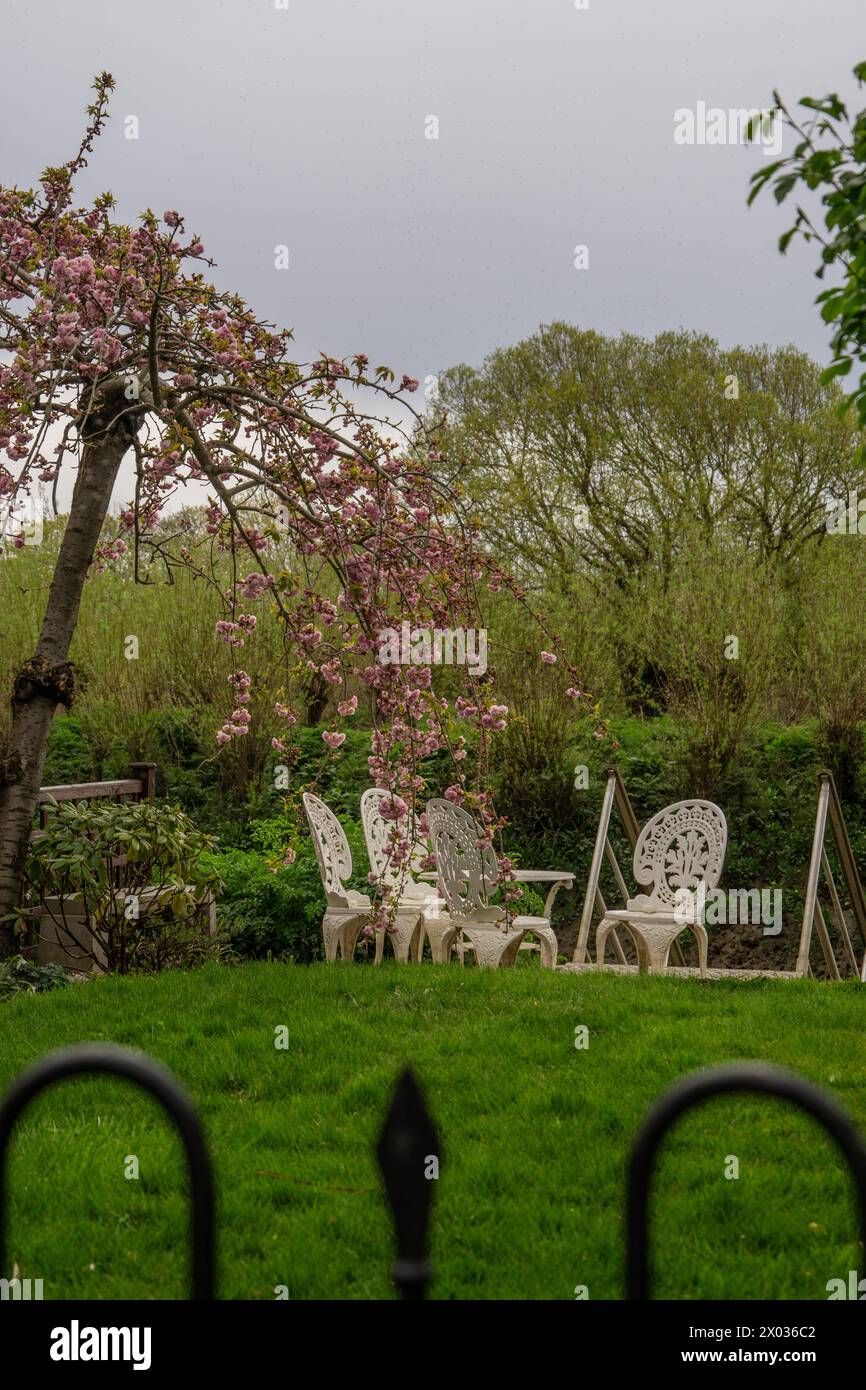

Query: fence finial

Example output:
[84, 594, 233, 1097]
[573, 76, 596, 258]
[376, 1067, 439, 1300]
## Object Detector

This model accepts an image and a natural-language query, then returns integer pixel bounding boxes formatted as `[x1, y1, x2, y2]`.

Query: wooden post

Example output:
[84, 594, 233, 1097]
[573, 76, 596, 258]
[798, 771, 866, 981]
[129, 763, 157, 802]
[823, 769, 866, 971]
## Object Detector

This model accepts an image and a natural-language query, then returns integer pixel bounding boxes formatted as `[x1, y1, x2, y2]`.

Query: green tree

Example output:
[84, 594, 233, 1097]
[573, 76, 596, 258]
[615, 526, 785, 796]
[429, 324, 859, 595]
[749, 62, 866, 437]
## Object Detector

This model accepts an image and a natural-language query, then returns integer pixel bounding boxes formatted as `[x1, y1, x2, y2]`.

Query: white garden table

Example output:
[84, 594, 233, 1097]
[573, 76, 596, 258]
[509, 869, 575, 918]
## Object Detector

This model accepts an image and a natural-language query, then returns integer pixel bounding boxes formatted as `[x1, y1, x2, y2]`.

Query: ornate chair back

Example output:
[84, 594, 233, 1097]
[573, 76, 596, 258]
[302, 792, 354, 908]
[360, 788, 428, 897]
[426, 799, 500, 920]
[630, 799, 727, 914]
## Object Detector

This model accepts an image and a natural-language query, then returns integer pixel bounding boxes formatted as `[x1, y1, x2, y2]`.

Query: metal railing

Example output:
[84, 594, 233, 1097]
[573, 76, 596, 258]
[4, 1047, 865, 1300]
[627, 1062, 866, 1299]
[0, 1044, 215, 1299]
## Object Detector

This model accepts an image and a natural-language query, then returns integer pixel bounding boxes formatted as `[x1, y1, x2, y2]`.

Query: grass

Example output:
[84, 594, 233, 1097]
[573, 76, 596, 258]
[1, 963, 864, 1301]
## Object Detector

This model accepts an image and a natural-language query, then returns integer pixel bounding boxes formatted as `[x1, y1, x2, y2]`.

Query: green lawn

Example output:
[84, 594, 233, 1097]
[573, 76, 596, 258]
[1, 963, 863, 1300]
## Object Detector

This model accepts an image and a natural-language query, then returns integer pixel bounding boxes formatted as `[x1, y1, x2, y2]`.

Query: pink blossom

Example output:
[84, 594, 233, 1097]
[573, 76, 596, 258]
[0, 88, 597, 912]
[238, 572, 274, 600]
[320, 657, 342, 684]
[216, 620, 244, 647]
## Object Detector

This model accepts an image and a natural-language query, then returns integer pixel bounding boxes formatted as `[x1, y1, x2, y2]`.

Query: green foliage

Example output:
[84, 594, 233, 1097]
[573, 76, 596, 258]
[289, 727, 377, 816]
[208, 814, 370, 962]
[26, 799, 220, 903]
[431, 323, 861, 588]
[750, 63, 866, 439]
[204, 849, 324, 962]
[423, 321, 866, 792]
[41, 715, 96, 786]
[790, 540, 866, 799]
[483, 592, 603, 835]
[0, 954, 71, 1002]
[614, 529, 785, 795]
[23, 800, 222, 974]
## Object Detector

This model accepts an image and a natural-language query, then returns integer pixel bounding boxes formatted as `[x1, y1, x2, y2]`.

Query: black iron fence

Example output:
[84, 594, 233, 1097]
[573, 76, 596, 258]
[0, 1045, 215, 1299]
[1, 1046, 865, 1301]
[627, 1062, 866, 1299]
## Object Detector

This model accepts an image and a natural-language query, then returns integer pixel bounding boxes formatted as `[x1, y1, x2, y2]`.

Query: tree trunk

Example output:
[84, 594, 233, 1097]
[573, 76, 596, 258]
[0, 419, 135, 953]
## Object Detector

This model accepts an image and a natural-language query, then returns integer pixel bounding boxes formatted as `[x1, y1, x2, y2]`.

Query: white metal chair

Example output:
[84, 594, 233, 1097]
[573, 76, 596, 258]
[426, 799, 560, 967]
[360, 788, 456, 963]
[595, 799, 727, 978]
[303, 791, 424, 963]
[303, 792, 372, 961]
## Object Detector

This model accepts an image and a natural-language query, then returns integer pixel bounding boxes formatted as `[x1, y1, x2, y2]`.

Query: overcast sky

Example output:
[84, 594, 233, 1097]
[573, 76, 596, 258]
[2, 0, 863, 509]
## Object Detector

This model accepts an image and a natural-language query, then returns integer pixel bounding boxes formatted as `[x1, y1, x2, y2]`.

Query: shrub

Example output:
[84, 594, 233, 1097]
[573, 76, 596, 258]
[21, 800, 222, 974]
[486, 601, 592, 837]
[793, 540, 866, 801]
[615, 532, 784, 796]
[205, 849, 323, 962]
[0, 954, 71, 1001]
[208, 813, 371, 962]
[41, 715, 96, 786]
[288, 728, 377, 816]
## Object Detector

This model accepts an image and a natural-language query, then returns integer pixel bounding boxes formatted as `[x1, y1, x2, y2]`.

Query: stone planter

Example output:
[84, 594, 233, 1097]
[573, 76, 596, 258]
[35, 898, 106, 974]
